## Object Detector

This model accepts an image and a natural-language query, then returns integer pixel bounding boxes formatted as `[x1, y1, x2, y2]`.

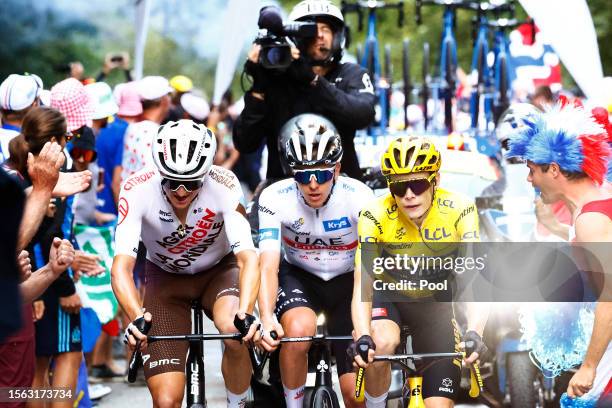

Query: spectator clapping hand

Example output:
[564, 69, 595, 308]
[72, 250, 105, 277]
[27, 141, 63, 194]
[53, 170, 92, 197]
[17, 250, 32, 282]
[49, 237, 75, 277]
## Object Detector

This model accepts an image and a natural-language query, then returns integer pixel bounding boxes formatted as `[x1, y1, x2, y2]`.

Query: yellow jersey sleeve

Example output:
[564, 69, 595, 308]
[355, 197, 386, 269]
[454, 200, 480, 242]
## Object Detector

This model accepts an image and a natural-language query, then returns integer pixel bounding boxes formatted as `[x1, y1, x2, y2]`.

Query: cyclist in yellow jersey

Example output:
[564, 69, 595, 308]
[348, 137, 488, 408]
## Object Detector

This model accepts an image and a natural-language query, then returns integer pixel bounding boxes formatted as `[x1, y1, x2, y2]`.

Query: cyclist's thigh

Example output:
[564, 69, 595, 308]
[143, 261, 204, 379]
[275, 261, 322, 325]
[200, 252, 240, 321]
[399, 303, 461, 400]
[324, 272, 356, 376]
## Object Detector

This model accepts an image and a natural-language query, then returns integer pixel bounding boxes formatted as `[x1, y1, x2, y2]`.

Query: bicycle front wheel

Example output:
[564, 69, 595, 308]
[309, 386, 341, 408]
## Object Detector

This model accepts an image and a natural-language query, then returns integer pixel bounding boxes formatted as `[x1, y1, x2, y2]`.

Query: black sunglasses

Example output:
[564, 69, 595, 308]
[161, 178, 203, 192]
[388, 173, 436, 197]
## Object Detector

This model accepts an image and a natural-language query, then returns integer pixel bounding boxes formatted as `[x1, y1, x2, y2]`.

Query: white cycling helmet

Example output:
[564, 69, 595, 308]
[152, 119, 216, 181]
[288, 0, 346, 65]
[281, 113, 343, 170]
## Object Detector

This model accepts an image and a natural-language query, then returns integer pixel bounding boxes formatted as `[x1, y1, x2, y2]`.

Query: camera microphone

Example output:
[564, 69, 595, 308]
[258, 6, 284, 33]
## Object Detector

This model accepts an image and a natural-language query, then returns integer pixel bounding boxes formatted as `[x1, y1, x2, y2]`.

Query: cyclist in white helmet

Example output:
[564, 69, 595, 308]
[111, 119, 260, 408]
[255, 113, 374, 408]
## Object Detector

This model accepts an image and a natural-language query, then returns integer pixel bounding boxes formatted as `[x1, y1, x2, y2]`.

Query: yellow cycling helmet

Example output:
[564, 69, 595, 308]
[380, 136, 441, 177]
[169, 75, 193, 93]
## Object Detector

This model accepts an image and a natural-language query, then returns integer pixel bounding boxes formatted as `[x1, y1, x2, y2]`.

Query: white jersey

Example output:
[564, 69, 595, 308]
[258, 176, 374, 280]
[115, 165, 255, 274]
[121, 120, 158, 181]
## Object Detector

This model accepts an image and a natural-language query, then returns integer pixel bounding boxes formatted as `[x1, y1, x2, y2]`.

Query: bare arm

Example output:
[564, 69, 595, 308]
[351, 263, 372, 339]
[20, 238, 75, 303]
[112, 166, 122, 205]
[235, 249, 260, 315]
[18, 142, 63, 251]
[110, 255, 141, 320]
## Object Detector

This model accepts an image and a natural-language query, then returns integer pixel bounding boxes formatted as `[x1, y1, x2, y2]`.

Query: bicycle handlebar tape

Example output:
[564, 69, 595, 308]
[234, 313, 258, 339]
[127, 318, 152, 383]
[469, 362, 484, 398]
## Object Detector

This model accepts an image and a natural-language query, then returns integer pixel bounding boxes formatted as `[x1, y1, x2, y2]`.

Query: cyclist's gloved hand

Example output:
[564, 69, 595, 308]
[124, 313, 152, 351]
[347, 335, 376, 368]
[244, 60, 270, 94]
[234, 312, 260, 342]
[288, 57, 316, 85]
[462, 330, 487, 363]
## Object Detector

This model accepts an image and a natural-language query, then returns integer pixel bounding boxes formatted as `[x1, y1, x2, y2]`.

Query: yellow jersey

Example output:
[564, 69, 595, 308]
[356, 187, 480, 267]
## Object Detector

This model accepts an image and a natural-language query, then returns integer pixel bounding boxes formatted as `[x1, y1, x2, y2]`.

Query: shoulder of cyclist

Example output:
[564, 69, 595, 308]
[437, 188, 480, 242]
[357, 194, 389, 243]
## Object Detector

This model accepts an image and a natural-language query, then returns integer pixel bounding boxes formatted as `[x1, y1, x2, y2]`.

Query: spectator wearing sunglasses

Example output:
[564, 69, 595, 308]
[349, 136, 489, 408]
[254, 114, 374, 407]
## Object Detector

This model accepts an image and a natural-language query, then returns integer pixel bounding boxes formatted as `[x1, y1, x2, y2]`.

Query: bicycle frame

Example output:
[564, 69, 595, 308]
[469, 11, 493, 132]
[439, 7, 458, 133]
[491, 20, 515, 121]
[342, 1, 404, 136]
[127, 301, 244, 408]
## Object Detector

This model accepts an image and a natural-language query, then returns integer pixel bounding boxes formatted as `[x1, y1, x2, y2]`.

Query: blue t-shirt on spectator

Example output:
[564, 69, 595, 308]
[96, 117, 128, 215]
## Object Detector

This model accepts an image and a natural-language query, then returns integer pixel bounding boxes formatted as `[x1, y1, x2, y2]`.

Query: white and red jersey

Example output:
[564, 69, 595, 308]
[257, 176, 374, 281]
[114, 165, 254, 274]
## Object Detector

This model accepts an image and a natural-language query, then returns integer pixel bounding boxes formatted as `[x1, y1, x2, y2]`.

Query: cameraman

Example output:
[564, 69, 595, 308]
[234, 0, 376, 181]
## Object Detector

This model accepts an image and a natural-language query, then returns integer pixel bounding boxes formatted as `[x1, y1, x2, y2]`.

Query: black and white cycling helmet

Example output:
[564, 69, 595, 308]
[280, 113, 343, 170]
[288, 0, 346, 65]
[496, 103, 540, 150]
[152, 119, 216, 180]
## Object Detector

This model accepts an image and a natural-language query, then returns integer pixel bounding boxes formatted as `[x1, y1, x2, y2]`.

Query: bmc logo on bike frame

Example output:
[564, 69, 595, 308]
[424, 227, 451, 241]
[323, 217, 351, 232]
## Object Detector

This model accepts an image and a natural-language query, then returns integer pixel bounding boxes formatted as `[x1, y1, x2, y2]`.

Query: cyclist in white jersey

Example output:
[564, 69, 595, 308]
[255, 114, 374, 408]
[112, 120, 260, 408]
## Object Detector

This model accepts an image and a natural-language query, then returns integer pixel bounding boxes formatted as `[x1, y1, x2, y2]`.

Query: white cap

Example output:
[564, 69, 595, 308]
[180, 92, 210, 121]
[85, 82, 119, 120]
[39, 89, 52, 107]
[136, 76, 173, 101]
[0, 73, 43, 111]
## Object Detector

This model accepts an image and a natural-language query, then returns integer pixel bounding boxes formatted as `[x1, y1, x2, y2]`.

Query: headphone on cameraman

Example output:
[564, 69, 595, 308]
[288, 0, 349, 66]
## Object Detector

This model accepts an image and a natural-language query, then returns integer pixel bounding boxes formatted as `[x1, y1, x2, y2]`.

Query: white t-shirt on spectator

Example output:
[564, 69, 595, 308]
[0, 128, 19, 163]
[120, 119, 158, 182]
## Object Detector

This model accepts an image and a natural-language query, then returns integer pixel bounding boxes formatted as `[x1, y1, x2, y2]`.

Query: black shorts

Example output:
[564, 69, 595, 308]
[372, 302, 461, 400]
[35, 289, 82, 356]
[275, 261, 353, 377]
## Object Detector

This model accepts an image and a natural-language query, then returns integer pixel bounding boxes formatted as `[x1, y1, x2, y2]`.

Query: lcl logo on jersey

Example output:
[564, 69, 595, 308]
[424, 227, 451, 241]
[438, 198, 455, 208]
[323, 217, 351, 232]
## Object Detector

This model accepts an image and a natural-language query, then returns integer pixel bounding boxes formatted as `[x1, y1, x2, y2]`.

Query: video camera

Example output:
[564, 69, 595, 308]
[255, 6, 317, 70]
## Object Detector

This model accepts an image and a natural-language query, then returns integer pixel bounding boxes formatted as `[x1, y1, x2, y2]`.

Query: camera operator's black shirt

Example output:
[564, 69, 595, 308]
[234, 61, 376, 180]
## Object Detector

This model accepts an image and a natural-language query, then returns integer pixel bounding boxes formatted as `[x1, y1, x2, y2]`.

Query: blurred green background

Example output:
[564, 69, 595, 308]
[1, 0, 609, 97]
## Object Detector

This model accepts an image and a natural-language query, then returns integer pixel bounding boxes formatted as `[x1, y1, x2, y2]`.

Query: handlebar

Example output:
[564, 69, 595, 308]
[127, 332, 244, 383]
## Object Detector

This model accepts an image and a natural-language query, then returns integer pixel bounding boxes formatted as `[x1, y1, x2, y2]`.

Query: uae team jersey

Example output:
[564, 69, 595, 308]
[257, 176, 374, 281]
[114, 165, 254, 274]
